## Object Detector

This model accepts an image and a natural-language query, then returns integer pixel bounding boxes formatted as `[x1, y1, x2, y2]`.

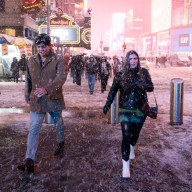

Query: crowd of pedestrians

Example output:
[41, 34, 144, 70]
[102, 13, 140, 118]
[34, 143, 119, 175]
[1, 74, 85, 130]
[67, 54, 124, 94]
[10, 53, 28, 83]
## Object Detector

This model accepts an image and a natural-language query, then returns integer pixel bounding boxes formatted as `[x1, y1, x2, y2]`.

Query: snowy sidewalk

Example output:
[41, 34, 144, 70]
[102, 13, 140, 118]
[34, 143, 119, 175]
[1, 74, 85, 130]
[0, 66, 192, 191]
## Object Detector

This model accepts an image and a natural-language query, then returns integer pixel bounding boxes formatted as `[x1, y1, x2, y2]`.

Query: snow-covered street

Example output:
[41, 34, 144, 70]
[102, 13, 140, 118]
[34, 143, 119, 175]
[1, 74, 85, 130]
[0, 65, 192, 191]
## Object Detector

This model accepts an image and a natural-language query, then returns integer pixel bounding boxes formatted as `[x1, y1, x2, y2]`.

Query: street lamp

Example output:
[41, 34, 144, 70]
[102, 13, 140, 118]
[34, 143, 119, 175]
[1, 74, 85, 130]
[100, 33, 103, 55]
[47, 0, 50, 36]
[123, 42, 126, 56]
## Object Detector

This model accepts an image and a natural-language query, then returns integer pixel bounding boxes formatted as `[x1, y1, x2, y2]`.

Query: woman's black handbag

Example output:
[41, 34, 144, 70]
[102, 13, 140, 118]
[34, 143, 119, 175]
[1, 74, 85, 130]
[140, 92, 158, 119]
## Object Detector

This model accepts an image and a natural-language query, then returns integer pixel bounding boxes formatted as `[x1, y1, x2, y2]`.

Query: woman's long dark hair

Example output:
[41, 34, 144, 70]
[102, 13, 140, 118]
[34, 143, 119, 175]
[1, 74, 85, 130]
[122, 50, 144, 82]
[125, 50, 141, 70]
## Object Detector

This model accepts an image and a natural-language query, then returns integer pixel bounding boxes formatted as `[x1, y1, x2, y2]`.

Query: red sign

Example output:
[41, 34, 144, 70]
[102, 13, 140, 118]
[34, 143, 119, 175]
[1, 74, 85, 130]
[103, 47, 109, 51]
[122, 43, 126, 49]
[22, 0, 37, 4]
[50, 18, 70, 26]
[21, 0, 45, 11]
[18, 46, 26, 55]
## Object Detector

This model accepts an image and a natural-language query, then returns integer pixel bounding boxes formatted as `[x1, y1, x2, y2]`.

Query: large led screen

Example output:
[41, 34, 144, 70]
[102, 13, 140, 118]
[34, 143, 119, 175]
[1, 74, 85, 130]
[42, 28, 78, 42]
[151, 0, 171, 33]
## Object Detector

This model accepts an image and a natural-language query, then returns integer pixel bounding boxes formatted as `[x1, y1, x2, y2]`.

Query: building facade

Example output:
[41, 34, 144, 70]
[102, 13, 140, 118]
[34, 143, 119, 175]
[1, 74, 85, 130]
[111, 0, 192, 57]
[142, 0, 192, 57]
[111, 0, 151, 56]
[0, 0, 38, 39]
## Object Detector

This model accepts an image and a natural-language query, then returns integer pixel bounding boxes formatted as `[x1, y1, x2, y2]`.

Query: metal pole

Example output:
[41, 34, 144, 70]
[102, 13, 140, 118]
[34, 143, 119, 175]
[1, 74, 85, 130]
[108, 91, 119, 125]
[47, 0, 50, 36]
[100, 33, 103, 55]
[170, 78, 184, 125]
[44, 113, 54, 124]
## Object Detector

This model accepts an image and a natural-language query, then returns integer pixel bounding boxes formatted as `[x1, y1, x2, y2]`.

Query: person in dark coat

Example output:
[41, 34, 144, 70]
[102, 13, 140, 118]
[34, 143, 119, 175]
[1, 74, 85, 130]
[17, 33, 67, 174]
[155, 56, 160, 68]
[69, 56, 77, 83]
[159, 56, 167, 68]
[10, 57, 19, 83]
[112, 56, 122, 76]
[18, 53, 27, 82]
[85, 56, 98, 94]
[98, 56, 111, 93]
[69, 55, 84, 86]
[103, 50, 154, 178]
[75, 55, 84, 86]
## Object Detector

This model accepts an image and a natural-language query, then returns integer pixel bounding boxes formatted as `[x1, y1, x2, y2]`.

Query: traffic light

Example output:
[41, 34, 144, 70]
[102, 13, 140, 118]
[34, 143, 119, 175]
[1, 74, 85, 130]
[122, 43, 126, 50]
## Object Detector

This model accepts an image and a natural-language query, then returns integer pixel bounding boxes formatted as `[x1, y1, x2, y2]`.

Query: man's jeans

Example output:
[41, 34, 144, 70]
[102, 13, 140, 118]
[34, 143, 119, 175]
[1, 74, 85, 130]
[71, 71, 76, 83]
[19, 70, 25, 82]
[87, 74, 96, 92]
[25, 111, 64, 160]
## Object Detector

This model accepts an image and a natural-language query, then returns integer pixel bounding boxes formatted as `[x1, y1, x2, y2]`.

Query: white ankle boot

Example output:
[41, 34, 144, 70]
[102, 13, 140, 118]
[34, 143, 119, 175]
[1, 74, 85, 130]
[129, 145, 135, 160]
[122, 159, 130, 178]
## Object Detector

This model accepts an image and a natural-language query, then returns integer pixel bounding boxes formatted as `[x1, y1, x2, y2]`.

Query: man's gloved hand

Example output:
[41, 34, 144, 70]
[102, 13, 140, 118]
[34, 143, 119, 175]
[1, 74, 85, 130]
[103, 105, 108, 115]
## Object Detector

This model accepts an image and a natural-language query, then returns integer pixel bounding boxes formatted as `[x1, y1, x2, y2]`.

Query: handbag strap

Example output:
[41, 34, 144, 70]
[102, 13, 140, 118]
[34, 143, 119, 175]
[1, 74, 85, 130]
[153, 91, 158, 107]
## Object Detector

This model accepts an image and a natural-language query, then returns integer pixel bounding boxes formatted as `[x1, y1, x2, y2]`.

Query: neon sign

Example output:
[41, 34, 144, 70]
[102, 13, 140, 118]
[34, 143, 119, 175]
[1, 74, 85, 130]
[21, 0, 45, 11]
[39, 14, 91, 49]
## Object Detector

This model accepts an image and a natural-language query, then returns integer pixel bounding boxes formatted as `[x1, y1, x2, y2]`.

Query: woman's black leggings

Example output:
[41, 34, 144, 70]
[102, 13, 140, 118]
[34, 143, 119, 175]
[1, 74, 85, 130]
[121, 121, 144, 161]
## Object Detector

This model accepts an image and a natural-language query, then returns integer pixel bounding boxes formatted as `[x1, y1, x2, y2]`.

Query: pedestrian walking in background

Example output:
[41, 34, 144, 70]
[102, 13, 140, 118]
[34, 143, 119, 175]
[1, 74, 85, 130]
[69, 56, 77, 83]
[98, 56, 111, 93]
[64, 52, 70, 75]
[155, 56, 160, 68]
[17, 33, 67, 174]
[103, 50, 154, 178]
[68, 55, 84, 86]
[112, 56, 122, 76]
[18, 53, 27, 82]
[85, 56, 98, 94]
[10, 57, 19, 83]
[159, 56, 167, 68]
[75, 55, 84, 86]
[107, 57, 113, 77]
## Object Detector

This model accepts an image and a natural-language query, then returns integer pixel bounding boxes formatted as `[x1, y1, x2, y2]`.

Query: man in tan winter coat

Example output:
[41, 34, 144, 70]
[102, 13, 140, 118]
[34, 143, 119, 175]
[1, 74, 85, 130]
[18, 33, 67, 174]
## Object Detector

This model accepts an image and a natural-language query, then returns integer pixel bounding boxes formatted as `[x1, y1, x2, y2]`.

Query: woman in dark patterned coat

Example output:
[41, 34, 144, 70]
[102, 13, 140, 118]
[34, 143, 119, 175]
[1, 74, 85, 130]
[10, 57, 19, 83]
[103, 50, 154, 178]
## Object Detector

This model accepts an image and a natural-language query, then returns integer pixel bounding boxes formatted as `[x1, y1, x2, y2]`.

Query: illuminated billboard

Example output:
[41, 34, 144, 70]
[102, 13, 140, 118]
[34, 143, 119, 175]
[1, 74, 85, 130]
[39, 14, 91, 49]
[21, 0, 45, 11]
[171, 28, 192, 52]
[151, 0, 172, 33]
[41, 27, 79, 43]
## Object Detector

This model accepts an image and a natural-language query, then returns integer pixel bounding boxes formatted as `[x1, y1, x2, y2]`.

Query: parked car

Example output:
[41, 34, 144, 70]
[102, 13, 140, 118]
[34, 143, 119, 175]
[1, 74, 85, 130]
[168, 54, 191, 67]
[140, 57, 150, 69]
[178, 55, 191, 66]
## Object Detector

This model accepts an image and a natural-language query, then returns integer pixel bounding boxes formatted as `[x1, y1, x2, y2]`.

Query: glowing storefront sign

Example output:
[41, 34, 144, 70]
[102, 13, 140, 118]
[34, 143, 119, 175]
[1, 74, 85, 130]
[179, 34, 190, 46]
[39, 14, 80, 44]
[39, 14, 91, 49]
[41, 27, 80, 43]
[171, 28, 192, 52]
[81, 28, 91, 44]
[151, 0, 171, 33]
